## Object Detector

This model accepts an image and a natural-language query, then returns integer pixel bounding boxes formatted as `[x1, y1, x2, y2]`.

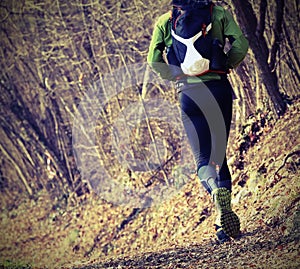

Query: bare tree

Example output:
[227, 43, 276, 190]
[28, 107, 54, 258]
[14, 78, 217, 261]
[230, 0, 287, 116]
[0, 0, 299, 207]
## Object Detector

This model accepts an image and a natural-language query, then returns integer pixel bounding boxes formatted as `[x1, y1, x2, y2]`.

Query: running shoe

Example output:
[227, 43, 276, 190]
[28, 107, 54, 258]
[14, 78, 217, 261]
[212, 187, 240, 238]
[215, 224, 230, 243]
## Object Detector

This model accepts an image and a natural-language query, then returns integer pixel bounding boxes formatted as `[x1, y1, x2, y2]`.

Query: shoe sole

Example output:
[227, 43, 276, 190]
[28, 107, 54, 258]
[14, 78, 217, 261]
[214, 188, 240, 238]
[221, 210, 240, 238]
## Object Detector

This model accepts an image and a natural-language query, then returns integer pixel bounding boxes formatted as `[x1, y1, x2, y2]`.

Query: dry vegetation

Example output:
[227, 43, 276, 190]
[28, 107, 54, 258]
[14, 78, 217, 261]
[0, 100, 299, 269]
[0, 0, 299, 268]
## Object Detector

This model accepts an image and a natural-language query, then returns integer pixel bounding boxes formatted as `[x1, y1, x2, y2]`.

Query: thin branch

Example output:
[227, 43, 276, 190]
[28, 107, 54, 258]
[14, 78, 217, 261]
[256, 0, 267, 38]
[0, 143, 33, 197]
[139, 65, 170, 186]
[269, 0, 285, 70]
[274, 149, 300, 178]
[271, 45, 300, 74]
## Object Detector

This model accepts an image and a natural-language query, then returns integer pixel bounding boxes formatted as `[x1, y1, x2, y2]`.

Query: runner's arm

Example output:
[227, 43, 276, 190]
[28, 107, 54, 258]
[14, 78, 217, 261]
[147, 14, 175, 80]
[223, 9, 249, 69]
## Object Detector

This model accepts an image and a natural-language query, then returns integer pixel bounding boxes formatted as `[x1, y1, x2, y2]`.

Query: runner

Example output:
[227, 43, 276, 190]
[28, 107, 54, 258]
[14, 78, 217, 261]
[147, 0, 249, 243]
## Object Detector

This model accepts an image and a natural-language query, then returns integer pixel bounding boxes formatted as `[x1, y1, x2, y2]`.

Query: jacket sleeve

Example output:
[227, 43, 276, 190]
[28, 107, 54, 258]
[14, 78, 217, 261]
[147, 14, 169, 65]
[223, 9, 249, 69]
[147, 13, 176, 80]
[147, 30, 165, 64]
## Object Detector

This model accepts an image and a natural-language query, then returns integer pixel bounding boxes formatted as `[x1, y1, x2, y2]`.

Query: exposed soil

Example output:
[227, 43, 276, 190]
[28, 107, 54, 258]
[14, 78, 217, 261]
[0, 102, 299, 269]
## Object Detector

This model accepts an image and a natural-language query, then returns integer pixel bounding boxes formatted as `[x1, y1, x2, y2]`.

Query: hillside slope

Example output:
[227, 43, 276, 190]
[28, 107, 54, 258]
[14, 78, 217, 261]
[72, 100, 300, 269]
[0, 100, 299, 269]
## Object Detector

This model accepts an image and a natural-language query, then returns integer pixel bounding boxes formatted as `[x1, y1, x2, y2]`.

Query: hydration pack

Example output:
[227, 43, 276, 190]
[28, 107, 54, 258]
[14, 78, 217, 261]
[167, 3, 227, 77]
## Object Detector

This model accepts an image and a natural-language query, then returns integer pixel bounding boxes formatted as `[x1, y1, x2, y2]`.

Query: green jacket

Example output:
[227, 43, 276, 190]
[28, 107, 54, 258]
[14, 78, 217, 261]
[147, 5, 249, 82]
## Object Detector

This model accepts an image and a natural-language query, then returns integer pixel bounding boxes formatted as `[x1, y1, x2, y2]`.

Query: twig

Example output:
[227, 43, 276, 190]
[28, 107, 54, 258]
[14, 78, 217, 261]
[139, 65, 170, 186]
[271, 46, 300, 72]
[274, 149, 300, 178]
[0, 143, 33, 197]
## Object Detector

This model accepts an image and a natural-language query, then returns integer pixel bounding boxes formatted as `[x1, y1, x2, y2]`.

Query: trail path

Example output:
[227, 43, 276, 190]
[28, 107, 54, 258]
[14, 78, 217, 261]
[74, 228, 300, 268]
[72, 101, 300, 269]
[1, 103, 299, 269]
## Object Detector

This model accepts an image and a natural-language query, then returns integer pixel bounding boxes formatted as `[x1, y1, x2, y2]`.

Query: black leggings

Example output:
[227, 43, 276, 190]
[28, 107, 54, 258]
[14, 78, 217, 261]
[178, 78, 233, 192]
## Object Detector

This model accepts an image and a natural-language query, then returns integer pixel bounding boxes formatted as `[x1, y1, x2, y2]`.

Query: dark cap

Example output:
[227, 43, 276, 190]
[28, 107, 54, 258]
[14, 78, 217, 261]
[172, 0, 212, 7]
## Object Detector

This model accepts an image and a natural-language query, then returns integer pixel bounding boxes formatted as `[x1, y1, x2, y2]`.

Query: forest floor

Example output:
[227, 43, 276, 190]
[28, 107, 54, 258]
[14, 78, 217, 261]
[0, 99, 300, 269]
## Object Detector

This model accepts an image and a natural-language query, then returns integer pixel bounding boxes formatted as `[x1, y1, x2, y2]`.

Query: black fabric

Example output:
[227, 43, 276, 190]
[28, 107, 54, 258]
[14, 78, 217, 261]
[178, 78, 233, 191]
[172, 0, 212, 8]
[169, 5, 213, 65]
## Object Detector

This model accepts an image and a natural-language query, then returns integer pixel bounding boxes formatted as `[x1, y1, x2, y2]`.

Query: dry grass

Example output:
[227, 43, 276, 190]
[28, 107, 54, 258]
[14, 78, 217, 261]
[0, 0, 299, 268]
[0, 101, 299, 269]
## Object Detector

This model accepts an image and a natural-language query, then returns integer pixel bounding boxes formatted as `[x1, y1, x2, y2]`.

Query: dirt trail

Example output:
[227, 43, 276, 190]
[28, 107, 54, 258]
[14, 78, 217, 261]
[1, 103, 299, 269]
[71, 102, 300, 269]
[73, 228, 300, 268]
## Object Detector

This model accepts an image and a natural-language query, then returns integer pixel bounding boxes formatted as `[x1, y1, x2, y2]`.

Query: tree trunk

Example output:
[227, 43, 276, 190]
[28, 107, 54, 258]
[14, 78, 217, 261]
[231, 0, 287, 116]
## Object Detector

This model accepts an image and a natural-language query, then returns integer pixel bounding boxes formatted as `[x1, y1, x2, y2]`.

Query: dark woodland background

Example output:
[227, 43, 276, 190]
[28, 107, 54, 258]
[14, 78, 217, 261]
[0, 0, 298, 207]
[0, 0, 299, 268]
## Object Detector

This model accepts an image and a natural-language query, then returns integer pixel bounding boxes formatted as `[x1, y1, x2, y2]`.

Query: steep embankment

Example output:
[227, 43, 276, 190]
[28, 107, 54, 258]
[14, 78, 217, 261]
[0, 101, 299, 269]
[71, 100, 300, 269]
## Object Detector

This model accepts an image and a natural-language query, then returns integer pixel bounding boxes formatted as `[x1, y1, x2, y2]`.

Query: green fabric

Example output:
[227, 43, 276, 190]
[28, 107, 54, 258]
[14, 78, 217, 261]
[147, 5, 249, 82]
